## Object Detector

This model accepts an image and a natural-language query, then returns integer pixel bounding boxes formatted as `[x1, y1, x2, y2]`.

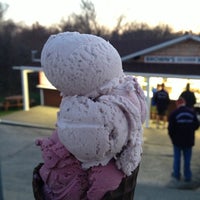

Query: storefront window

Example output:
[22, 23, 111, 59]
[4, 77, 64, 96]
[135, 75, 200, 103]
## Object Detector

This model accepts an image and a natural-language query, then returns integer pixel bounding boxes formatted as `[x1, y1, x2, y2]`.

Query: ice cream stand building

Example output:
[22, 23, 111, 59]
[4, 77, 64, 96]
[14, 34, 200, 127]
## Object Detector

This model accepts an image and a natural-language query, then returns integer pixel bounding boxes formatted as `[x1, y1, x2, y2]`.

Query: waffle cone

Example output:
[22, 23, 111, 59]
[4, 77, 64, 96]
[32, 163, 45, 200]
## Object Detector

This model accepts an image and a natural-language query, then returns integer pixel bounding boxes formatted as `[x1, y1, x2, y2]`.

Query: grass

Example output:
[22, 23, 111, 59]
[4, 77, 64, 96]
[0, 107, 23, 117]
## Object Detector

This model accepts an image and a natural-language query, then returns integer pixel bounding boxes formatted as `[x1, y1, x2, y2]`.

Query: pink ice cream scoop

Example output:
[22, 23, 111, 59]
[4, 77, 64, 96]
[36, 131, 124, 200]
[37, 31, 147, 199]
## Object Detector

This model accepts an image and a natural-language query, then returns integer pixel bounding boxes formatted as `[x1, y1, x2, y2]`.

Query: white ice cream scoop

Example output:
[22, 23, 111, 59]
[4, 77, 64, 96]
[57, 95, 129, 169]
[41, 32, 123, 97]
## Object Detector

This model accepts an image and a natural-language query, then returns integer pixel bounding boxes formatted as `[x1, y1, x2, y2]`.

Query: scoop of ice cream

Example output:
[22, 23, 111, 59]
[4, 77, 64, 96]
[57, 95, 129, 169]
[98, 75, 147, 123]
[57, 76, 147, 175]
[95, 75, 147, 175]
[36, 131, 124, 200]
[41, 32, 123, 96]
[35, 131, 88, 200]
[87, 160, 124, 200]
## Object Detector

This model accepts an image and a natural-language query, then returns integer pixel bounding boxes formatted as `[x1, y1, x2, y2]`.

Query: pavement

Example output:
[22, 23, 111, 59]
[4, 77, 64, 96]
[0, 106, 200, 200]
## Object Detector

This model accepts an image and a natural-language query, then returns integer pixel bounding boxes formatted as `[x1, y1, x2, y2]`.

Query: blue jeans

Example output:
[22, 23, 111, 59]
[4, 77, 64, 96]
[173, 145, 192, 181]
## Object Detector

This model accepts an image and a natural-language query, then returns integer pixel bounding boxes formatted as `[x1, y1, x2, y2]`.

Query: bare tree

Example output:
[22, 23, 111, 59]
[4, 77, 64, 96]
[60, 0, 109, 35]
[0, 2, 8, 21]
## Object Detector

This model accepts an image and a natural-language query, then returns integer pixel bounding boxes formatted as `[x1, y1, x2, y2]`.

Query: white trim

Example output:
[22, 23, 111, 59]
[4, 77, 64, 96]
[13, 66, 43, 111]
[13, 66, 42, 71]
[124, 71, 200, 79]
[145, 77, 151, 128]
[37, 84, 56, 90]
[21, 70, 29, 111]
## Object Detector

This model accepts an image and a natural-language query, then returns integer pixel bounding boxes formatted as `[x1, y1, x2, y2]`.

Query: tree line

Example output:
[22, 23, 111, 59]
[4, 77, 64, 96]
[0, 0, 191, 100]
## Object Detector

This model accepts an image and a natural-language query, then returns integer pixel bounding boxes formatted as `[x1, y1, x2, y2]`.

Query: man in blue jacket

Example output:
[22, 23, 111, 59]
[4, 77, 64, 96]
[154, 83, 170, 128]
[168, 97, 199, 182]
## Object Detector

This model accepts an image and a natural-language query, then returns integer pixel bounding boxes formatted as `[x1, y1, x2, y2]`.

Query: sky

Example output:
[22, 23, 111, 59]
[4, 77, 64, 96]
[2, 0, 200, 33]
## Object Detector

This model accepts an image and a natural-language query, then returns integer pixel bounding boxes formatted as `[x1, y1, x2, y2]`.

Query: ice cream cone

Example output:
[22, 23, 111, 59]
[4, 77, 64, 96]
[32, 163, 45, 200]
[33, 31, 146, 200]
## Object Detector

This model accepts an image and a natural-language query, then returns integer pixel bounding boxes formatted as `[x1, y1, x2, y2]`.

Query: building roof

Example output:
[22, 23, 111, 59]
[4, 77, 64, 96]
[121, 34, 200, 62]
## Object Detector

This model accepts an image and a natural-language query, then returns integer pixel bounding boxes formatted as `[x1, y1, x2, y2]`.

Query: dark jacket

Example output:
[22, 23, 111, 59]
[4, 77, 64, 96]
[153, 89, 170, 111]
[168, 106, 199, 148]
[180, 91, 196, 108]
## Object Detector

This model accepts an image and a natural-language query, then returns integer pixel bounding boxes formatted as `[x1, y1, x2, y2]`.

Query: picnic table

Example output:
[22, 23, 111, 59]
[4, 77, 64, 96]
[3, 95, 23, 111]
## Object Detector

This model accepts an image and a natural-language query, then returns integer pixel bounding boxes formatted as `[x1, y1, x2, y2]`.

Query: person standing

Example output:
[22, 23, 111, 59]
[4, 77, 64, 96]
[168, 97, 199, 182]
[153, 83, 170, 128]
[179, 83, 196, 109]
